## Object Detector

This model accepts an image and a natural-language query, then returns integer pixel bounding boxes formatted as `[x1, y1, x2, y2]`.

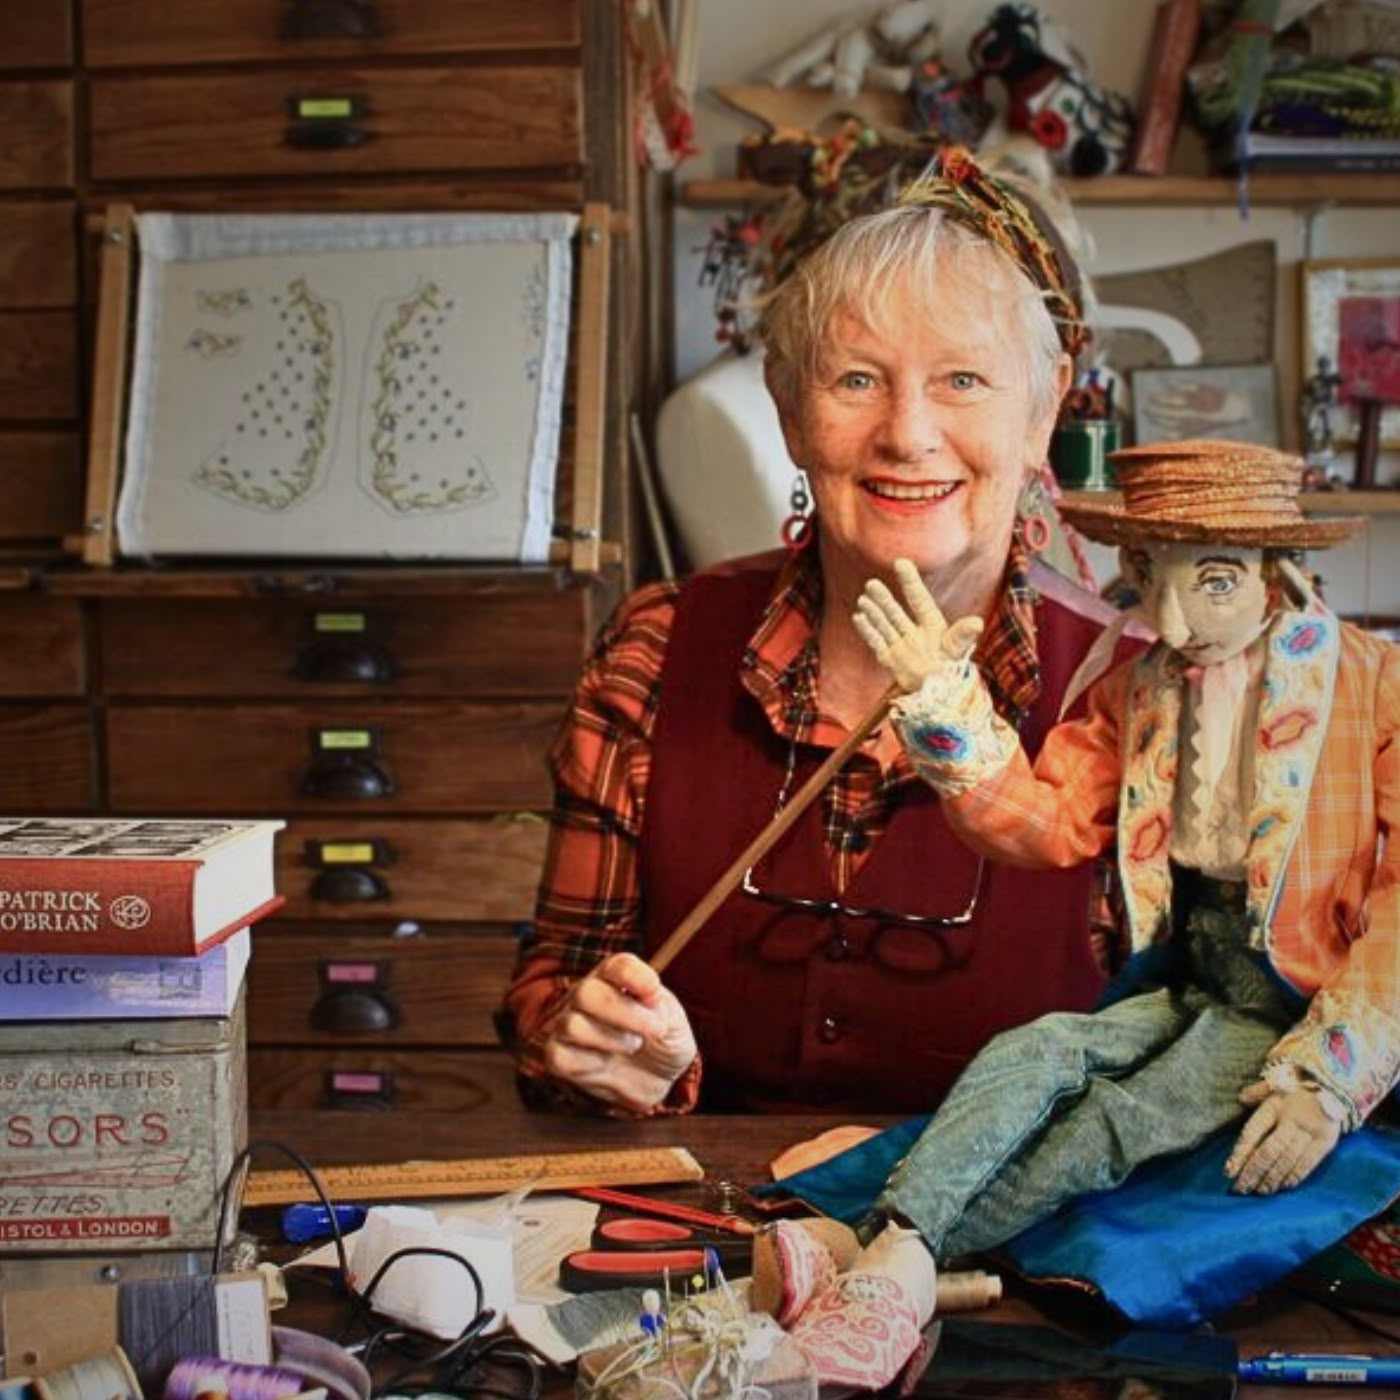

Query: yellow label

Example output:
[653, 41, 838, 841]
[318, 730, 372, 751]
[314, 612, 367, 634]
[298, 97, 354, 120]
[319, 842, 376, 864]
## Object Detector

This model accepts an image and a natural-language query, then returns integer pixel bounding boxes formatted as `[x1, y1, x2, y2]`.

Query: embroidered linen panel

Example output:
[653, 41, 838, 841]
[118, 211, 577, 562]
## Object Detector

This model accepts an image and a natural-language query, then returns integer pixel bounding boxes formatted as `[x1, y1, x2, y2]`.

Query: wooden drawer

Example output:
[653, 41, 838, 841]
[0, 203, 77, 308]
[99, 591, 590, 698]
[277, 816, 546, 921]
[0, 314, 78, 420]
[0, 704, 95, 810]
[0, 598, 86, 697]
[0, 84, 75, 190]
[84, 0, 578, 67]
[105, 700, 559, 812]
[0, 433, 84, 542]
[247, 1047, 518, 1113]
[88, 66, 582, 184]
[0, 8, 74, 67]
[248, 929, 517, 1044]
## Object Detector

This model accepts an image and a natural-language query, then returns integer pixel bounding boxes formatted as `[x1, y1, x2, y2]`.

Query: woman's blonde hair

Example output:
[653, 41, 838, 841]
[760, 204, 1067, 419]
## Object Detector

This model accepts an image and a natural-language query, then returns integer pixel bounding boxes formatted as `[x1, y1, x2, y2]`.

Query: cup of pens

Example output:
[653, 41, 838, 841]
[1051, 371, 1120, 491]
[1051, 418, 1119, 490]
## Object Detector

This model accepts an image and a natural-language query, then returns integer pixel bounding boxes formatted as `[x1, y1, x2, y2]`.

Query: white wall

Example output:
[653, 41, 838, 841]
[669, 0, 1400, 618]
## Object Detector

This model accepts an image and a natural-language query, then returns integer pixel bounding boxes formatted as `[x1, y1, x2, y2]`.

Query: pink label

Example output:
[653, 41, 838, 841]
[330, 1071, 384, 1094]
[325, 963, 379, 984]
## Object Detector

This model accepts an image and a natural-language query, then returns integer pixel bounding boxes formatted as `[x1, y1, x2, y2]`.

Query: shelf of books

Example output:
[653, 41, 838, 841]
[1062, 489, 1400, 515]
[680, 174, 1400, 209]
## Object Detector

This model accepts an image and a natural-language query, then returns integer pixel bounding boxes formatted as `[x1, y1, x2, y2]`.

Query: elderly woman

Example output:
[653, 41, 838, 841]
[497, 151, 1134, 1115]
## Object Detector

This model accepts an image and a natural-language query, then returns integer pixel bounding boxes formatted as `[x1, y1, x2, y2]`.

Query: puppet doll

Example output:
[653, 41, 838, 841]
[850, 438, 1398, 1260]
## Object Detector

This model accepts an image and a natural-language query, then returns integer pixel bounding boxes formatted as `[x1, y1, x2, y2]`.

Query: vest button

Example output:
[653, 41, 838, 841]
[826, 933, 850, 961]
[818, 1015, 843, 1044]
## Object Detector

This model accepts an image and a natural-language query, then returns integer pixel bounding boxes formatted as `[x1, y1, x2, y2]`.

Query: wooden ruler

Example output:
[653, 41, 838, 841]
[241, 1145, 706, 1207]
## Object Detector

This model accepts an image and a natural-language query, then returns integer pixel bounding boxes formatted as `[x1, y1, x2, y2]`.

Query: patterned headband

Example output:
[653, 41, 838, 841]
[897, 145, 1089, 357]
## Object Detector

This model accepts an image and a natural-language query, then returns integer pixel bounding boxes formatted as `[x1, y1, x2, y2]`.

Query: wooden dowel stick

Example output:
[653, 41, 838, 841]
[649, 683, 901, 974]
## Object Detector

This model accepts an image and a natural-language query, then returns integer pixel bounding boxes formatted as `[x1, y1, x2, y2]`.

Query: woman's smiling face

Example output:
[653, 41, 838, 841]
[1122, 540, 1271, 666]
[772, 249, 1068, 609]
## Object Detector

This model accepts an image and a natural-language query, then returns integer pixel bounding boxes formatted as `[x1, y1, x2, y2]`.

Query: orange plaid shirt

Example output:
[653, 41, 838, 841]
[497, 544, 1050, 1112]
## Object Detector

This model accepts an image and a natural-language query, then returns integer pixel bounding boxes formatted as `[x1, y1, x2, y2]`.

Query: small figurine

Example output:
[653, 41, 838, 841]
[1300, 353, 1344, 469]
[853, 439, 1394, 1262]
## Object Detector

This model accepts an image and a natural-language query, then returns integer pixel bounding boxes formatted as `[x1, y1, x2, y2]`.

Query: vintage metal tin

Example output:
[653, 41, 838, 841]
[0, 995, 246, 1253]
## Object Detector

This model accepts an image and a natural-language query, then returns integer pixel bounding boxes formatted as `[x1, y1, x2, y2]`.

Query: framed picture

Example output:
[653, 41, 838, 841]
[1130, 362, 1280, 447]
[1300, 257, 1400, 448]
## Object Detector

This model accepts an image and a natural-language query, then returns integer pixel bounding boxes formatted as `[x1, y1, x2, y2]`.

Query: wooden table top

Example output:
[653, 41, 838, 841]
[251, 1110, 1400, 1398]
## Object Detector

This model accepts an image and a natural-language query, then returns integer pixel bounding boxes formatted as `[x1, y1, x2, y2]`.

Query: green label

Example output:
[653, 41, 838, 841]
[318, 729, 372, 751]
[298, 97, 354, 120]
[314, 612, 367, 634]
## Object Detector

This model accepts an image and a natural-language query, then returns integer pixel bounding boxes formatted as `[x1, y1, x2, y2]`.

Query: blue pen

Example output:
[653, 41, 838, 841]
[1239, 1352, 1400, 1385]
[280, 1201, 368, 1243]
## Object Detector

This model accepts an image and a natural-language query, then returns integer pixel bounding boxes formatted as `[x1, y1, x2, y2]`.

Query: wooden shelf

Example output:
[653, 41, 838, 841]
[680, 174, 1400, 209]
[1062, 489, 1400, 515]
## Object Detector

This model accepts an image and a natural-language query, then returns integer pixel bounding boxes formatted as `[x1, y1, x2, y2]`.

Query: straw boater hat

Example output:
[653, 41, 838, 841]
[1058, 439, 1367, 550]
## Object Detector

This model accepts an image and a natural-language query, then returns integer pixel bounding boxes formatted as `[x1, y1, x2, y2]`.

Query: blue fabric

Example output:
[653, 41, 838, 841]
[752, 1116, 1400, 1327]
[752, 1116, 929, 1225]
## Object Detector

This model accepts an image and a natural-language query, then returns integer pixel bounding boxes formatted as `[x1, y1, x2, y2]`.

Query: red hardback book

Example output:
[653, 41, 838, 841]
[0, 817, 284, 955]
[1128, 0, 1204, 175]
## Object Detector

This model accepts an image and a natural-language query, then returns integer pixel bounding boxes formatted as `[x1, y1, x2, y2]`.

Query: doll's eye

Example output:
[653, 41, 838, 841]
[1201, 573, 1238, 597]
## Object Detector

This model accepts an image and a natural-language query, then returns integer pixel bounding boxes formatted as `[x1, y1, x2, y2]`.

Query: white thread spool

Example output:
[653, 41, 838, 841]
[33, 1349, 142, 1400]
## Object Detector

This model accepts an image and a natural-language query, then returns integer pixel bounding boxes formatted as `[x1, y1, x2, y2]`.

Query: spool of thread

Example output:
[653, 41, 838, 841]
[270, 1327, 371, 1400]
[33, 1349, 142, 1400]
[162, 1358, 305, 1400]
[935, 1270, 1002, 1313]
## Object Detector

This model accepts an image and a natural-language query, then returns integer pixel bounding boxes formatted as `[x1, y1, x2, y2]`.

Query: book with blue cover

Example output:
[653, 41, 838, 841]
[0, 925, 251, 1020]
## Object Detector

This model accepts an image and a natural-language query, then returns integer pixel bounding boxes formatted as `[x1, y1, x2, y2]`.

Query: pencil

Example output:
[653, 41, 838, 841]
[573, 1185, 757, 1235]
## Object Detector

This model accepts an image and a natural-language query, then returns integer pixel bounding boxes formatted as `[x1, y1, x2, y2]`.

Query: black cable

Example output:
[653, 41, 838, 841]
[214, 1139, 545, 1400]
[214, 1137, 352, 1281]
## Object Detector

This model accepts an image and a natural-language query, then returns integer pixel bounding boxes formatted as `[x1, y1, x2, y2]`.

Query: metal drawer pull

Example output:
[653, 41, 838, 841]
[311, 864, 390, 901]
[295, 635, 394, 684]
[312, 959, 400, 1034]
[280, 0, 380, 42]
[301, 727, 394, 800]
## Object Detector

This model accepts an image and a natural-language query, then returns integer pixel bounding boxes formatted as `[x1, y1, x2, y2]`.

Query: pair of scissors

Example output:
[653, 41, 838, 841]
[558, 1213, 754, 1293]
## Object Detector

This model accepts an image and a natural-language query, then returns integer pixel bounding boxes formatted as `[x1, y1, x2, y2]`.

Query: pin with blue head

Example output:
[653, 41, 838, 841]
[639, 1287, 666, 1341]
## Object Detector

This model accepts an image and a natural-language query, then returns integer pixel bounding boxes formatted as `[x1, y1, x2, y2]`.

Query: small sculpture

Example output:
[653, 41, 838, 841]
[968, 3, 1135, 176]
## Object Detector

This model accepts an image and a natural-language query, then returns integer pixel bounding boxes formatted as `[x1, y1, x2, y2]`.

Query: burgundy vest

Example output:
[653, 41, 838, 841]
[640, 553, 1114, 1113]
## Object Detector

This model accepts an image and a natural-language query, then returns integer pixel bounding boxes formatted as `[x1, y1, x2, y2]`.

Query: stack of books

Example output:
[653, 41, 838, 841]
[0, 816, 284, 1021]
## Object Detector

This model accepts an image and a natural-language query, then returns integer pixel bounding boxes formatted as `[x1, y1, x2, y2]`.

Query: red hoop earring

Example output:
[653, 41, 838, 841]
[1021, 514, 1052, 555]
[782, 472, 814, 553]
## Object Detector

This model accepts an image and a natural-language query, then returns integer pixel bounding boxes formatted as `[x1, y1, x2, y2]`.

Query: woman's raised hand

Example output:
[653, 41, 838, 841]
[541, 952, 698, 1113]
[854, 558, 985, 693]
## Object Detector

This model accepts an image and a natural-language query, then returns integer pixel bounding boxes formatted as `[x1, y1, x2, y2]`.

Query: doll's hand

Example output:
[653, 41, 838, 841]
[1225, 1078, 1343, 1194]
[853, 558, 985, 694]
[541, 952, 697, 1113]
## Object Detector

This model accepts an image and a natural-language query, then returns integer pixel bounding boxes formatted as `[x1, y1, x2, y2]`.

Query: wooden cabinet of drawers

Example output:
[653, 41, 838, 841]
[38, 568, 604, 1113]
[0, 0, 640, 1119]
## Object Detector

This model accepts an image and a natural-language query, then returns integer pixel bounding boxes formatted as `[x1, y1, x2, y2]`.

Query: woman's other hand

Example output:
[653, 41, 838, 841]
[1225, 1078, 1344, 1194]
[853, 557, 985, 693]
[541, 952, 698, 1113]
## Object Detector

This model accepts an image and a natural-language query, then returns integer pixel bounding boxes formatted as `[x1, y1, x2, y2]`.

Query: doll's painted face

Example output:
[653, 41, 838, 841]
[1120, 540, 1271, 667]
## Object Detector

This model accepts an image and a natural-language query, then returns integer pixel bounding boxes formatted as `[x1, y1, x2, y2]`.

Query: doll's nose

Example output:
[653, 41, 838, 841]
[1151, 583, 1193, 650]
